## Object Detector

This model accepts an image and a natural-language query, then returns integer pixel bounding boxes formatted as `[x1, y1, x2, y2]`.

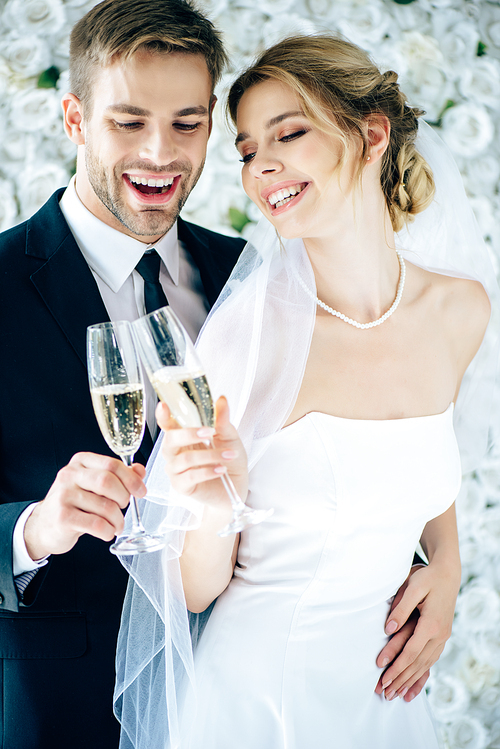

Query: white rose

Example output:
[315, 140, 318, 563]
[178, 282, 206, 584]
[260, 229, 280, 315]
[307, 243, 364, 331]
[468, 196, 497, 245]
[1, 0, 66, 36]
[9, 87, 61, 133]
[255, 0, 295, 15]
[459, 654, 500, 697]
[390, 3, 431, 34]
[261, 14, 319, 50]
[441, 104, 494, 158]
[473, 686, 500, 720]
[399, 61, 452, 122]
[398, 31, 444, 67]
[0, 34, 51, 78]
[459, 58, 500, 111]
[427, 673, 470, 721]
[1, 131, 39, 164]
[16, 162, 69, 221]
[444, 716, 489, 749]
[0, 179, 19, 232]
[434, 20, 480, 73]
[462, 156, 500, 197]
[335, 1, 392, 51]
[471, 630, 500, 670]
[455, 583, 500, 634]
[56, 68, 70, 94]
[456, 478, 487, 530]
[218, 8, 268, 57]
[478, 4, 500, 60]
[305, 0, 335, 19]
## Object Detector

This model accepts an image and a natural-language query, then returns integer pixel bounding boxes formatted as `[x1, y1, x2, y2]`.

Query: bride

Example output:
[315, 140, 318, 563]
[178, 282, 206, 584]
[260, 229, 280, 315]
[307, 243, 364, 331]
[114, 35, 498, 749]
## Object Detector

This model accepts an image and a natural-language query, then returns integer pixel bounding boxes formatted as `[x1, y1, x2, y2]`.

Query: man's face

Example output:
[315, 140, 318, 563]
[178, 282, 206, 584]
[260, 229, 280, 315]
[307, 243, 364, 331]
[66, 51, 214, 242]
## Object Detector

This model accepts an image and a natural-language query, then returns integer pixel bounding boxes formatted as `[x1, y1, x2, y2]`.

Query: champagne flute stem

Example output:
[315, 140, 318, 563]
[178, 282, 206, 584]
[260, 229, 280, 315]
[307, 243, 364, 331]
[121, 454, 147, 535]
[209, 438, 247, 515]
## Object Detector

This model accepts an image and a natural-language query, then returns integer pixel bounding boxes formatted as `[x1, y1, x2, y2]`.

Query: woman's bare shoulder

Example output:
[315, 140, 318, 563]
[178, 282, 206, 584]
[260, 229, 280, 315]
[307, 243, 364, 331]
[412, 263, 491, 361]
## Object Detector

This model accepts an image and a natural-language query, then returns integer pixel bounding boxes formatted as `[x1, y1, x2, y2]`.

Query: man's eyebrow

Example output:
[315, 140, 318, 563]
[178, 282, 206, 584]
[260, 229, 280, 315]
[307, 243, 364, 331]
[175, 105, 209, 117]
[105, 104, 209, 117]
[105, 104, 152, 117]
[235, 110, 304, 146]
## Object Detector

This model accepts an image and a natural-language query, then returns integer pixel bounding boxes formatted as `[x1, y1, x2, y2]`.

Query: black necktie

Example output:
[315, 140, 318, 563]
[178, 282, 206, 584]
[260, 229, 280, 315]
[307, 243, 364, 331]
[135, 250, 169, 314]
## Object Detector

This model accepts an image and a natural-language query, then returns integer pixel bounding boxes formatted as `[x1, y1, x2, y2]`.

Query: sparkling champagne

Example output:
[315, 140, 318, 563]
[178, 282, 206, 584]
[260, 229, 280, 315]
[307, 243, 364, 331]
[91, 383, 145, 456]
[151, 367, 214, 428]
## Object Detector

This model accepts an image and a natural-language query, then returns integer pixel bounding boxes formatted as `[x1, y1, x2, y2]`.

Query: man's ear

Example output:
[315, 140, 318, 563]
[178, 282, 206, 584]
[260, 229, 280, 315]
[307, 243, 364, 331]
[61, 93, 85, 145]
[363, 114, 390, 164]
[208, 94, 217, 138]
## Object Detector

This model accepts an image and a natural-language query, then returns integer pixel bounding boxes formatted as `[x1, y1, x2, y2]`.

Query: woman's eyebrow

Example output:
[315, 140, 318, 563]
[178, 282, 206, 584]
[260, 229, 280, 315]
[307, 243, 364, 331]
[235, 110, 304, 147]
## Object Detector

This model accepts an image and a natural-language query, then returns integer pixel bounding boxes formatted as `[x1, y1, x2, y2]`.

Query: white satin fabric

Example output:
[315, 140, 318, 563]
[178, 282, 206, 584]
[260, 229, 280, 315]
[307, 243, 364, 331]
[181, 406, 461, 748]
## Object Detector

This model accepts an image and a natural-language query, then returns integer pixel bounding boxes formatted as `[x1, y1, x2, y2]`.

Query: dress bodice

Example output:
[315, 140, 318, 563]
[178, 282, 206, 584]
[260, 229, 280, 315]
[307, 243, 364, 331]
[186, 405, 461, 749]
[236, 404, 461, 609]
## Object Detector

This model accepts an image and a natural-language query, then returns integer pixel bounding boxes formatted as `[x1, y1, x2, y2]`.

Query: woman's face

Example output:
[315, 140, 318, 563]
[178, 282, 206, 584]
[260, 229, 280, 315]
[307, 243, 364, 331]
[235, 79, 360, 241]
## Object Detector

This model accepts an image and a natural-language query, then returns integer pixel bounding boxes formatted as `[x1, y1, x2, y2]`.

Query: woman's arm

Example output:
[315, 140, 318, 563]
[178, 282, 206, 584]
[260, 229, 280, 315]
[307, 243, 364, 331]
[156, 397, 247, 613]
[376, 504, 461, 700]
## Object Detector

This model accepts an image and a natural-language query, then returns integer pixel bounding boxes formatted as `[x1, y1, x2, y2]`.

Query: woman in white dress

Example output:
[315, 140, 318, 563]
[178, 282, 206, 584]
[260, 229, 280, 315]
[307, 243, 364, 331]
[114, 35, 497, 749]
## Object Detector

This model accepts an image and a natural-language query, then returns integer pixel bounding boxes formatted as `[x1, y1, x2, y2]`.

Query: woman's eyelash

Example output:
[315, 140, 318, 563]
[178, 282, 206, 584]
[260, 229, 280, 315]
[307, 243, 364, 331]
[239, 129, 309, 163]
[279, 129, 308, 142]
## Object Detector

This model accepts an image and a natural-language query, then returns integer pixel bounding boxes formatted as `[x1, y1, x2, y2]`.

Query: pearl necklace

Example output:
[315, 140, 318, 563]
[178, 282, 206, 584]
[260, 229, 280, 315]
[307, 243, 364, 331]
[298, 251, 406, 330]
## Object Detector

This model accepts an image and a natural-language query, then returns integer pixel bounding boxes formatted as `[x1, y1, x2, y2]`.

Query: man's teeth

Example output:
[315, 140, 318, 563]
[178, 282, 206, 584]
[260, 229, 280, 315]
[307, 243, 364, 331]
[128, 175, 174, 188]
[268, 184, 304, 208]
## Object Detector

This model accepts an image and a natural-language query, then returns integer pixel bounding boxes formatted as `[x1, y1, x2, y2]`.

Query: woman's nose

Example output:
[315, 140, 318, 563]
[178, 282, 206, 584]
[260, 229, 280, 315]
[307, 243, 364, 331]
[248, 151, 283, 178]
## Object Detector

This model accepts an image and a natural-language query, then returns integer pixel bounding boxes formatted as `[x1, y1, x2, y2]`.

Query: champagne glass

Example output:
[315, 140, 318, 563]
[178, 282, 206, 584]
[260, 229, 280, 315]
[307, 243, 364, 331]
[87, 321, 165, 555]
[132, 307, 273, 537]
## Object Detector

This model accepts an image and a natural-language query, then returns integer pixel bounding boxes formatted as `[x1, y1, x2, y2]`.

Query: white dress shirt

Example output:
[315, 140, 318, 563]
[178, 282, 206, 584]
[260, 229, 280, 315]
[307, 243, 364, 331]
[14, 178, 211, 576]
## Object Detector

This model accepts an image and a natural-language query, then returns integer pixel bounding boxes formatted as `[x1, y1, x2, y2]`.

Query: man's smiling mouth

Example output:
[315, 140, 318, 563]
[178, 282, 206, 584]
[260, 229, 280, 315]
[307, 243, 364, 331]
[125, 174, 175, 195]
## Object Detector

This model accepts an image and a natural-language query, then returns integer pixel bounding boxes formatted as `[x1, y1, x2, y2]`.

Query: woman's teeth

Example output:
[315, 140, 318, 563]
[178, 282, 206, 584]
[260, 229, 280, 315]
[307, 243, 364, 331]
[268, 183, 304, 208]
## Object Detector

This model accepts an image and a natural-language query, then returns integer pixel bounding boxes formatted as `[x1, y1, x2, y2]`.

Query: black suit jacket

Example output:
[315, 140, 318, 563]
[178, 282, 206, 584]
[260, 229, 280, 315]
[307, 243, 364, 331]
[0, 189, 245, 748]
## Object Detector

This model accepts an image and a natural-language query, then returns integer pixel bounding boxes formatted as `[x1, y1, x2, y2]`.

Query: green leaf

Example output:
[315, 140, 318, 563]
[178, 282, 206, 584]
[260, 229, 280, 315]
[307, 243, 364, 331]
[427, 99, 456, 128]
[477, 41, 487, 57]
[229, 206, 251, 234]
[37, 65, 60, 89]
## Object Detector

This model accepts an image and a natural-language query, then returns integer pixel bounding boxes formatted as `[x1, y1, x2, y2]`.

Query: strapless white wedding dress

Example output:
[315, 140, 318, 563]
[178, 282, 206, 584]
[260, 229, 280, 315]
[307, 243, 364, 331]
[184, 405, 461, 748]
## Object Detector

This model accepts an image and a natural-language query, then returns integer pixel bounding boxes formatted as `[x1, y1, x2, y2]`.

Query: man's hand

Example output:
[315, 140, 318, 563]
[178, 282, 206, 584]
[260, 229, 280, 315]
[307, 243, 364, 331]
[375, 562, 457, 702]
[24, 452, 147, 560]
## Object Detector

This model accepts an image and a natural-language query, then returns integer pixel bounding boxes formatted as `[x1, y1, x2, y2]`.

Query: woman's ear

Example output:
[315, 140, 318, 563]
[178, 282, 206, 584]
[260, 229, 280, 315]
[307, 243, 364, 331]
[61, 93, 85, 145]
[363, 115, 390, 164]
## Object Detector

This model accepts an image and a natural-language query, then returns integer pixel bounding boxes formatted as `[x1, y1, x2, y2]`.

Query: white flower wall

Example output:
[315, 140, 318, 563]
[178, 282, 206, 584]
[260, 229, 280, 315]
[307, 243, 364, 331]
[0, 0, 499, 745]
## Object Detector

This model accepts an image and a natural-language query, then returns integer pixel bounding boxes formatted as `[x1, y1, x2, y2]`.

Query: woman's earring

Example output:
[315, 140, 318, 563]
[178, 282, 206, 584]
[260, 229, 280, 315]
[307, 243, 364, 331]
[366, 156, 371, 161]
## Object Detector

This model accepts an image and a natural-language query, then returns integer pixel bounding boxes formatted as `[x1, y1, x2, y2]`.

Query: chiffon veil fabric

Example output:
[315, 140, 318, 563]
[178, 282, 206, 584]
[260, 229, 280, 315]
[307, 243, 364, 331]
[113, 122, 500, 749]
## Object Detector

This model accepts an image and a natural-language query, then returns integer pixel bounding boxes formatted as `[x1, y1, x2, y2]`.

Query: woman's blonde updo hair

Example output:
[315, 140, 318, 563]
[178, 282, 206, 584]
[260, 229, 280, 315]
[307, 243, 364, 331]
[227, 35, 435, 232]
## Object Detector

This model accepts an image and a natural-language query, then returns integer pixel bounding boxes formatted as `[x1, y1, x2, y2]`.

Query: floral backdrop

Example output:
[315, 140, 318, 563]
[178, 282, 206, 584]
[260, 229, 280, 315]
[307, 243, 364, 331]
[1, 0, 499, 746]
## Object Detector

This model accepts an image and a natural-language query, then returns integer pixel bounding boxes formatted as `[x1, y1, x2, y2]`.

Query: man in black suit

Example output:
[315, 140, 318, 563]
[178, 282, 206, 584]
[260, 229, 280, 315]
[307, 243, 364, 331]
[0, 1, 244, 746]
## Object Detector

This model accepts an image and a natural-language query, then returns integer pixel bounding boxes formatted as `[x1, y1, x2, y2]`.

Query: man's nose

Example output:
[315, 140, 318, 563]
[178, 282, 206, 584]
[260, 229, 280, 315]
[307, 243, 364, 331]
[138, 126, 178, 165]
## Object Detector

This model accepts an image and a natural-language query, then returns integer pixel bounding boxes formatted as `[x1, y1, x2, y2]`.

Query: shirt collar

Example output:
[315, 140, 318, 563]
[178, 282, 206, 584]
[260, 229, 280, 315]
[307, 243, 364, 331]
[59, 177, 180, 292]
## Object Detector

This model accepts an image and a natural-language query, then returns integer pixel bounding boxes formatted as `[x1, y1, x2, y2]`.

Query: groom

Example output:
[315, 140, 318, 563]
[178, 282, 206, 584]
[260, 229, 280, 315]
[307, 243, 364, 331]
[0, 0, 427, 747]
[0, 1, 244, 747]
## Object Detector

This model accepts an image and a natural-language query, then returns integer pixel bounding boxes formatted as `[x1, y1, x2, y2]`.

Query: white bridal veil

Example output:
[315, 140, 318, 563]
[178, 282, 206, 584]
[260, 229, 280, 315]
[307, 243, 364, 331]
[113, 122, 499, 749]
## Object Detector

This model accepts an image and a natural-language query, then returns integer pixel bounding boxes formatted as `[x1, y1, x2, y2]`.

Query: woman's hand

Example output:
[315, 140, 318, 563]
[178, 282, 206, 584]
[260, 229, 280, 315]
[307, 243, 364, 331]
[375, 560, 460, 701]
[157, 395, 248, 514]
[157, 395, 247, 613]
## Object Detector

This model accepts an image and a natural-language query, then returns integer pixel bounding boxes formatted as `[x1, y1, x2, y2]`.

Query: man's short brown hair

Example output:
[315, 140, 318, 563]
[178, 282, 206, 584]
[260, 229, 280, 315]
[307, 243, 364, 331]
[69, 0, 227, 113]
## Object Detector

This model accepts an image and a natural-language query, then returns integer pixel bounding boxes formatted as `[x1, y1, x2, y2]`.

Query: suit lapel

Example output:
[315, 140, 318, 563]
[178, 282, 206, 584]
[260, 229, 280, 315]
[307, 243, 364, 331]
[178, 217, 239, 307]
[27, 195, 110, 368]
[26, 191, 153, 461]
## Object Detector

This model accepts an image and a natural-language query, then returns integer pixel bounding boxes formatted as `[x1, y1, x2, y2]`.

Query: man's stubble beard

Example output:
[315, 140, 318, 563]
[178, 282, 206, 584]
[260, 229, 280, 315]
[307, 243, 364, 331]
[85, 143, 205, 238]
